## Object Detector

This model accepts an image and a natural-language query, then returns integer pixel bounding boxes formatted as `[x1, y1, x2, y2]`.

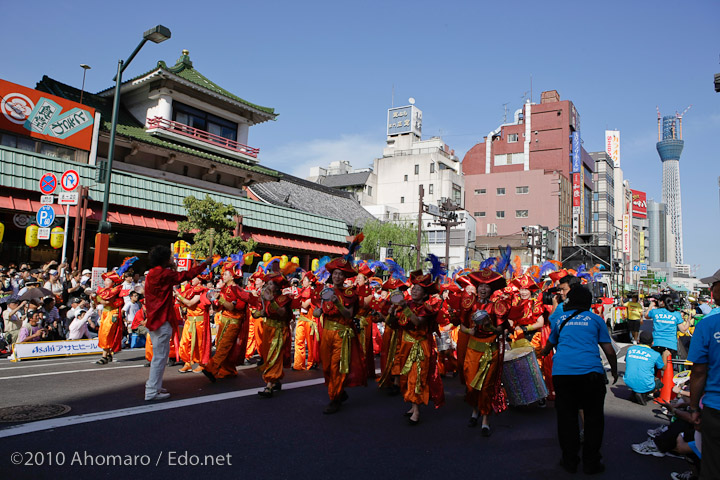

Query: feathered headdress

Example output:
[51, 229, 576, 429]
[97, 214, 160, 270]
[384, 258, 407, 282]
[479, 257, 496, 270]
[425, 254, 446, 282]
[343, 233, 364, 264]
[314, 255, 332, 283]
[367, 260, 388, 272]
[495, 245, 514, 275]
[117, 256, 138, 276]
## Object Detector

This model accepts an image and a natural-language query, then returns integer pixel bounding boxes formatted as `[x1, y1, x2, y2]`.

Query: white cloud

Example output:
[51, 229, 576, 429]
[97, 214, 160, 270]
[261, 133, 379, 178]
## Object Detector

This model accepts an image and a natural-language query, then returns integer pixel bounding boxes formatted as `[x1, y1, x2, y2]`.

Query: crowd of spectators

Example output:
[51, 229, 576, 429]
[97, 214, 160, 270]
[0, 260, 146, 353]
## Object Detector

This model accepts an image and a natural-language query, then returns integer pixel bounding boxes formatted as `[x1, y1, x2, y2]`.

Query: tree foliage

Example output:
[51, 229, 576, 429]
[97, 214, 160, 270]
[359, 219, 427, 272]
[177, 195, 257, 258]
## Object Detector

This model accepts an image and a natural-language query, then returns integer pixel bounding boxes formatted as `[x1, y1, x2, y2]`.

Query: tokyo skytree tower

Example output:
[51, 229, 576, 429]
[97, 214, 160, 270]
[656, 106, 690, 265]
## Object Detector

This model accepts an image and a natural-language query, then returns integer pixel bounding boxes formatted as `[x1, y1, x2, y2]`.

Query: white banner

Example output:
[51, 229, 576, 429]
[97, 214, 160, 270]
[91, 267, 107, 290]
[605, 130, 620, 167]
[622, 213, 631, 254]
[12, 339, 102, 361]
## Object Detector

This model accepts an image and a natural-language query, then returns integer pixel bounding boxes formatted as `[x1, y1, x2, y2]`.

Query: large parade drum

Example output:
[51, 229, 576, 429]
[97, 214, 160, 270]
[502, 346, 548, 406]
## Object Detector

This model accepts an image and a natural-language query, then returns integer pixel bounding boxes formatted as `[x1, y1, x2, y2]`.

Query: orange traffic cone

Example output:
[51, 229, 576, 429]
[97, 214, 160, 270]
[658, 356, 675, 403]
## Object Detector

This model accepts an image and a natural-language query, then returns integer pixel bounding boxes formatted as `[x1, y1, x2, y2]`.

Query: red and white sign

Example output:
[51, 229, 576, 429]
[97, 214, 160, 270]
[39, 173, 57, 194]
[38, 227, 51, 240]
[61, 169, 80, 191]
[622, 214, 631, 254]
[91, 267, 107, 290]
[58, 192, 79, 205]
[631, 189, 647, 219]
[177, 258, 190, 271]
[572, 173, 582, 207]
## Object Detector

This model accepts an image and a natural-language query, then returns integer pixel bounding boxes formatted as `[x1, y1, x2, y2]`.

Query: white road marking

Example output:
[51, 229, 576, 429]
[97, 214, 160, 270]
[0, 377, 327, 438]
[0, 364, 145, 380]
[0, 359, 99, 370]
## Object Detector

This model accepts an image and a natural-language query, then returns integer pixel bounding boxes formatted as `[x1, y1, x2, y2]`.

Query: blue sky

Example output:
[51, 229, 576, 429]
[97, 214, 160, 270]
[4, 0, 719, 277]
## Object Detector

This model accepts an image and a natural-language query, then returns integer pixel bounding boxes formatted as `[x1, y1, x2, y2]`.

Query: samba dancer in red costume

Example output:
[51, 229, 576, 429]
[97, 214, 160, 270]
[95, 257, 138, 365]
[455, 269, 509, 436]
[292, 271, 322, 370]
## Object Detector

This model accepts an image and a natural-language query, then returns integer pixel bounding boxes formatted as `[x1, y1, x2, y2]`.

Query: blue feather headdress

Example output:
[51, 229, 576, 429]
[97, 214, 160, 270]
[384, 258, 407, 282]
[117, 256, 138, 276]
[343, 233, 364, 264]
[479, 256, 496, 270]
[425, 254, 446, 282]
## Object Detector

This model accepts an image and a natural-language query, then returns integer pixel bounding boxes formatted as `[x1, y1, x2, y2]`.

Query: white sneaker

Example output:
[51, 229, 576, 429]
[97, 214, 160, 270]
[632, 438, 664, 457]
[671, 471, 695, 480]
[647, 424, 669, 438]
[145, 392, 171, 401]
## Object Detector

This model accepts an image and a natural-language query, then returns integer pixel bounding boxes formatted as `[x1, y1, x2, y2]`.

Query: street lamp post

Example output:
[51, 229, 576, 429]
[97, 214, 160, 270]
[93, 25, 171, 268]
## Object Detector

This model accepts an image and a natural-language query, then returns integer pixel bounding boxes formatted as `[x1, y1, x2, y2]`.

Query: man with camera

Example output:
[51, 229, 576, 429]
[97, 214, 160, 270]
[16, 310, 48, 343]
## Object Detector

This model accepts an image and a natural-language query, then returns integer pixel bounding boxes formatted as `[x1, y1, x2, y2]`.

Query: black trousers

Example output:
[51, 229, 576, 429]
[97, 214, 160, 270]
[553, 373, 607, 468]
[701, 406, 720, 480]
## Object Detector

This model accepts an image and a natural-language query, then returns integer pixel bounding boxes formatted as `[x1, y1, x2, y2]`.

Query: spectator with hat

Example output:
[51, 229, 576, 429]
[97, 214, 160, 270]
[3, 297, 27, 344]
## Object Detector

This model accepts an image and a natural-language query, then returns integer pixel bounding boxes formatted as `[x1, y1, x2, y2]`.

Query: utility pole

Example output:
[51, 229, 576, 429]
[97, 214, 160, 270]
[438, 198, 461, 269]
[416, 184, 424, 270]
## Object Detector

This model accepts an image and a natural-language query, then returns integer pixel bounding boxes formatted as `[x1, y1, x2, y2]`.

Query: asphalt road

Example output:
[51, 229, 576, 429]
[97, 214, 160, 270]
[0, 343, 691, 480]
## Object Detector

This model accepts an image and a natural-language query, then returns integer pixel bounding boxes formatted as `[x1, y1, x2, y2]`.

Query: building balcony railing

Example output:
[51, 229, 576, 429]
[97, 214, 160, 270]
[146, 117, 259, 160]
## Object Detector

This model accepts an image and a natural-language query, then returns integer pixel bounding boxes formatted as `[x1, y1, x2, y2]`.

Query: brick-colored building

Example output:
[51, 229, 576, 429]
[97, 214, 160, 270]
[462, 90, 594, 260]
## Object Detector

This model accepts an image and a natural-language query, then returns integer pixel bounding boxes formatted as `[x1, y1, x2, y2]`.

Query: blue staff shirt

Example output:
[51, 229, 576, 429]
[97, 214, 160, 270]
[549, 309, 612, 376]
[688, 312, 720, 410]
[648, 308, 683, 350]
[623, 345, 664, 393]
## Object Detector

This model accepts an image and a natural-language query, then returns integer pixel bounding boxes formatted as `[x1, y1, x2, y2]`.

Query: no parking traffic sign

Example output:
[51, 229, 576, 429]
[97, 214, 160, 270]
[61, 169, 80, 191]
[39, 173, 57, 195]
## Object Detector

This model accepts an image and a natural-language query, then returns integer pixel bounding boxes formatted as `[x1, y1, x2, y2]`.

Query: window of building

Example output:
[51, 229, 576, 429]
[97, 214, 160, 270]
[414, 164, 419, 175]
[430, 162, 435, 173]
[429, 184, 434, 194]
[474, 188, 486, 195]
[452, 184, 462, 205]
[496, 211, 505, 219]
[367, 186, 372, 196]
[400, 196, 405, 204]
[0, 131, 87, 163]
[507, 133, 519, 143]
[515, 210, 529, 218]
[404, 174, 408, 182]
[428, 231, 446, 244]
[474, 211, 486, 217]
[173, 101, 238, 142]
[516, 186, 529, 194]
[497, 187, 506, 196]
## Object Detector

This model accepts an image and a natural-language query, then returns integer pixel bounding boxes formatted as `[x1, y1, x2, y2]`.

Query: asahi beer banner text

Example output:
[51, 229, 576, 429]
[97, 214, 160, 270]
[12, 339, 102, 361]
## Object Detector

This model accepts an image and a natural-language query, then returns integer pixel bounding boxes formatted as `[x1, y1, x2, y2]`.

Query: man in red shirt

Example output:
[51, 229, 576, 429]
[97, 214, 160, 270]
[144, 245, 211, 401]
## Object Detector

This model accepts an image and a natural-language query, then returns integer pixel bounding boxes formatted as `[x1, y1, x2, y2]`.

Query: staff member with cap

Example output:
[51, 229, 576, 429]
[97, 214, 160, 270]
[144, 246, 211, 401]
[688, 268, 720, 480]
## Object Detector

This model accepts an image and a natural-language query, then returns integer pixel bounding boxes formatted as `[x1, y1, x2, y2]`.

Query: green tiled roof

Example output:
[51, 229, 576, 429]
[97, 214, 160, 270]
[99, 52, 276, 116]
[35, 76, 278, 178]
[0, 148, 348, 243]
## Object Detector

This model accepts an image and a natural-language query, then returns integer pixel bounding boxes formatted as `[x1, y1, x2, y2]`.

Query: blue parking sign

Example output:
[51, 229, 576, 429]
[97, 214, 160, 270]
[36, 205, 55, 228]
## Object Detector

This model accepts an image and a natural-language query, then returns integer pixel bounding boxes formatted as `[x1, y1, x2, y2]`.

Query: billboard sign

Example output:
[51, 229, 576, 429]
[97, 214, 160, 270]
[571, 131, 581, 173]
[387, 105, 422, 137]
[631, 189, 647, 219]
[572, 173, 582, 207]
[0, 78, 95, 151]
[605, 130, 620, 167]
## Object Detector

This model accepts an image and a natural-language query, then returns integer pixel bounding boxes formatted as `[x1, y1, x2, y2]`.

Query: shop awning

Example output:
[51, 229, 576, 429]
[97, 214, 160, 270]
[0, 192, 178, 231]
[251, 232, 345, 255]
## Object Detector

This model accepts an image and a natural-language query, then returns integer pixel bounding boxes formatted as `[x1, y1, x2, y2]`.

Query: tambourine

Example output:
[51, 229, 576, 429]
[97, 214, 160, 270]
[205, 289, 218, 302]
[389, 291, 405, 305]
[320, 287, 335, 301]
[471, 309, 490, 325]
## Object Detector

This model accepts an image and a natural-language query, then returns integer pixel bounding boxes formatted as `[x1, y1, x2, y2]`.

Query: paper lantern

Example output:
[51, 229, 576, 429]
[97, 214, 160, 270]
[25, 224, 39, 248]
[291, 256, 300, 266]
[279, 255, 288, 269]
[263, 252, 272, 263]
[311, 258, 319, 272]
[0, 221, 4, 243]
[50, 227, 64, 249]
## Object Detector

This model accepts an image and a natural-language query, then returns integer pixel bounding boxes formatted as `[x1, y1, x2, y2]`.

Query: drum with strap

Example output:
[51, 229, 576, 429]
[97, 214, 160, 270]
[502, 346, 548, 406]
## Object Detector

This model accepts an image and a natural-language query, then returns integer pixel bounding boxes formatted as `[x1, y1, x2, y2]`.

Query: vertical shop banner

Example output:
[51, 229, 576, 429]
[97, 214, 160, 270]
[622, 214, 631, 254]
[605, 130, 620, 167]
[0, 79, 95, 150]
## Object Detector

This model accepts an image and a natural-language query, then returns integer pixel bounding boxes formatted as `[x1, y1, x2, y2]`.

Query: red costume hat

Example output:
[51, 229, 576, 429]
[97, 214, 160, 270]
[408, 269, 439, 295]
[263, 271, 290, 289]
[510, 273, 539, 292]
[222, 260, 243, 279]
[325, 258, 358, 278]
[382, 277, 406, 291]
[197, 271, 213, 282]
[101, 271, 122, 284]
[455, 275, 473, 289]
[548, 269, 568, 282]
[302, 271, 317, 283]
[467, 269, 507, 291]
[357, 263, 373, 278]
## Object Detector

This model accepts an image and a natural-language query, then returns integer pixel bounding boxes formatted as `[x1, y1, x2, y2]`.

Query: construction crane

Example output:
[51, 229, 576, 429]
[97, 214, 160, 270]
[657, 106, 662, 141]
[676, 104, 692, 139]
